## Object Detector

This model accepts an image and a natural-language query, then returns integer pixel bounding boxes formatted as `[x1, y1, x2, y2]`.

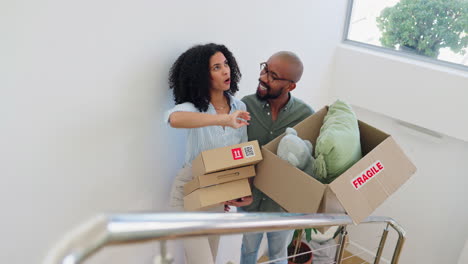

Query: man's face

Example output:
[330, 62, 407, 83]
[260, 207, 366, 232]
[256, 79, 286, 100]
[255, 57, 293, 101]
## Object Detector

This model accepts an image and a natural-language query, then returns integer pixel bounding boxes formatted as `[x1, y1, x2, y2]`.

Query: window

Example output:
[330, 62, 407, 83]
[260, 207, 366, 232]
[345, 0, 468, 67]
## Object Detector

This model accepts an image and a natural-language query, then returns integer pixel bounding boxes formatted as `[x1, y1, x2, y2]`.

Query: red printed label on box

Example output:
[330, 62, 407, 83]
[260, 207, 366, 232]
[231, 148, 244, 160]
[351, 161, 385, 190]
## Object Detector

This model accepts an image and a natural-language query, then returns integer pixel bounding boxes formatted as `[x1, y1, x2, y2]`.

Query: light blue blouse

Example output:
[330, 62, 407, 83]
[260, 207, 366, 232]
[165, 95, 248, 166]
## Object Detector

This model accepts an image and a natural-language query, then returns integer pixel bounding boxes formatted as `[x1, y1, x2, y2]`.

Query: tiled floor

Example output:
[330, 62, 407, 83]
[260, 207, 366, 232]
[256, 250, 368, 264]
[257, 255, 269, 263]
[342, 250, 369, 264]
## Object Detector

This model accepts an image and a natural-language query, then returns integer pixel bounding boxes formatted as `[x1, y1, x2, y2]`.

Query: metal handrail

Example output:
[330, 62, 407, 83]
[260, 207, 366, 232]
[43, 213, 405, 264]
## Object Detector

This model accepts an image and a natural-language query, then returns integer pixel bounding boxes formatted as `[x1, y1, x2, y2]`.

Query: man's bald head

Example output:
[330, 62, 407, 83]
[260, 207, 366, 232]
[268, 51, 304, 83]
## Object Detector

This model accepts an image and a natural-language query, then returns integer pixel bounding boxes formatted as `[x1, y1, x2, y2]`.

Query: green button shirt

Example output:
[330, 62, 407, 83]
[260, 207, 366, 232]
[241, 94, 314, 212]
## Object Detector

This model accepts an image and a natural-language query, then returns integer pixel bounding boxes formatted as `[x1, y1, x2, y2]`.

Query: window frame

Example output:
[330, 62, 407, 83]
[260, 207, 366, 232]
[342, 0, 468, 72]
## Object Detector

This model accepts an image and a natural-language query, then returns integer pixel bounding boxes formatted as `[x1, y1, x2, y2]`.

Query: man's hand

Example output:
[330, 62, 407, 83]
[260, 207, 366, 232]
[224, 196, 253, 207]
[225, 110, 250, 128]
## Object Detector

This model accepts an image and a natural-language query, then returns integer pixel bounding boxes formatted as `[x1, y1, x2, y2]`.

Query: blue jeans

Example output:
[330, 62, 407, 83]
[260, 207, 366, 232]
[240, 230, 293, 264]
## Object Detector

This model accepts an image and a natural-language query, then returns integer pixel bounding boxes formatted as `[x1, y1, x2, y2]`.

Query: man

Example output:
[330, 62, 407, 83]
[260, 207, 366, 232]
[226, 51, 314, 264]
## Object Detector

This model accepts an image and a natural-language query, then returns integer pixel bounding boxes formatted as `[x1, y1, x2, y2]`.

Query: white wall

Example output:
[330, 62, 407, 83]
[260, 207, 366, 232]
[459, 239, 468, 264]
[330, 45, 468, 263]
[344, 106, 468, 264]
[332, 44, 468, 142]
[0, 1, 348, 263]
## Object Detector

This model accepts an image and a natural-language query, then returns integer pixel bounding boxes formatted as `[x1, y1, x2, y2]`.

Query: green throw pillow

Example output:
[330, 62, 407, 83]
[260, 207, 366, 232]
[313, 100, 362, 184]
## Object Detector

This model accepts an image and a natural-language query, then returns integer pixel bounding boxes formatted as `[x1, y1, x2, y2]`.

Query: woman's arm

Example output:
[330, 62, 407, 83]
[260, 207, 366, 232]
[224, 196, 253, 207]
[169, 110, 250, 129]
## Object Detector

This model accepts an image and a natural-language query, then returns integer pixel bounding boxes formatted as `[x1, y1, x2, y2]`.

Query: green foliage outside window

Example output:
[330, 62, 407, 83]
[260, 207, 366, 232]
[376, 0, 468, 58]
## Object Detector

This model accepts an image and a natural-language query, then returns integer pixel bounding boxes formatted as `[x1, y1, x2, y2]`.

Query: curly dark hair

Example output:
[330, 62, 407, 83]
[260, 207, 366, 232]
[169, 43, 241, 112]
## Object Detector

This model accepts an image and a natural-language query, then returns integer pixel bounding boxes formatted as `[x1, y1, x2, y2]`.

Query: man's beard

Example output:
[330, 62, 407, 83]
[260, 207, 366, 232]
[256, 82, 284, 101]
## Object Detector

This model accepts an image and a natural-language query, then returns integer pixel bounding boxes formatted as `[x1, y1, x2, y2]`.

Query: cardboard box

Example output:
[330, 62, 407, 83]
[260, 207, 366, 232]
[254, 107, 417, 224]
[184, 165, 256, 196]
[192, 140, 262, 176]
[183, 178, 251, 211]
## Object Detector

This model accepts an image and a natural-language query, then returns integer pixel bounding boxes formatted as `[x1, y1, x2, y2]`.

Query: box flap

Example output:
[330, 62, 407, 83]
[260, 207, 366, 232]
[316, 186, 346, 233]
[330, 136, 417, 224]
[294, 107, 328, 145]
[254, 148, 326, 213]
[358, 120, 390, 155]
[317, 186, 346, 214]
[184, 165, 256, 195]
[191, 154, 206, 178]
[184, 179, 251, 211]
[198, 165, 255, 186]
[263, 107, 328, 153]
[183, 177, 201, 196]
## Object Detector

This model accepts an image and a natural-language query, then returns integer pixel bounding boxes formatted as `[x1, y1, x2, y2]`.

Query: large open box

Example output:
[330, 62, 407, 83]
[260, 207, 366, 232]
[254, 107, 417, 224]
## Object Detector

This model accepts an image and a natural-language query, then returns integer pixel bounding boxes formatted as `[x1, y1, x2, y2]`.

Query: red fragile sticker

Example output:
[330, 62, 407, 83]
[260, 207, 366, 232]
[351, 161, 384, 190]
[231, 148, 244, 160]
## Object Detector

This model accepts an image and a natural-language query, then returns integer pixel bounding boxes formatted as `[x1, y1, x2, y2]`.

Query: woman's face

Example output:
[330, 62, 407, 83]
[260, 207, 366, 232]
[209, 52, 231, 92]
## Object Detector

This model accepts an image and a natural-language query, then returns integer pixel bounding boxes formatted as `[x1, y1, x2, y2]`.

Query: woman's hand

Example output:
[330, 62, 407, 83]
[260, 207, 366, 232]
[224, 196, 253, 207]
[225, 110, 250, 128]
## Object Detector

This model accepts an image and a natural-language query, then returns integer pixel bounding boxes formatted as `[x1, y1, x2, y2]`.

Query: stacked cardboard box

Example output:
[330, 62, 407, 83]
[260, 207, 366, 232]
[254, 107, 417, 224]
[184, 140, 263, 211]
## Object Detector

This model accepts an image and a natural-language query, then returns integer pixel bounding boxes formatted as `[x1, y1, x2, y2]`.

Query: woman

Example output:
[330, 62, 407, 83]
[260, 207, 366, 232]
[165, 43, 250, 264]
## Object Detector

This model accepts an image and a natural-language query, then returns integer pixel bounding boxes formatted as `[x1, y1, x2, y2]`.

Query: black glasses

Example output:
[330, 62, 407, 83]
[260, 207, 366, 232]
[260, 62, 294, 83]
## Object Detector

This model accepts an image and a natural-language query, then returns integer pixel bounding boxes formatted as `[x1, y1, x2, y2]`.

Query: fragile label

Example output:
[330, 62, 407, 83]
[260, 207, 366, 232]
[351, 161, 384, 190]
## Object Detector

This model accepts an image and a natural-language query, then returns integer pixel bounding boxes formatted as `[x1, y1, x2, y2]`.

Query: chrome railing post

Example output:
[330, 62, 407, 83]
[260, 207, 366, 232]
[374, 223, 389, 264]
[389, 221, 406, 264]
[334, 226, 348, 264]
[156, 241, 173, 264]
